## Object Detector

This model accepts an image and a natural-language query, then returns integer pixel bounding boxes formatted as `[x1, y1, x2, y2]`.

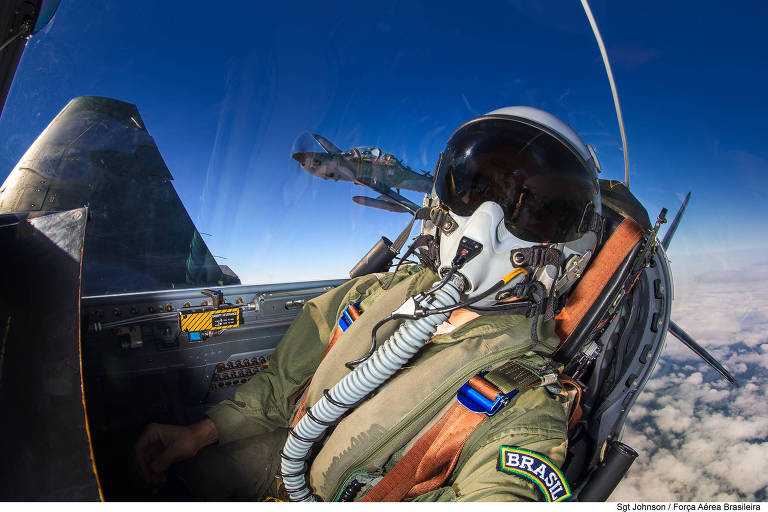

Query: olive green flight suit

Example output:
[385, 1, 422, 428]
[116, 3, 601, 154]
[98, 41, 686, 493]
[186, 267, 571, 501]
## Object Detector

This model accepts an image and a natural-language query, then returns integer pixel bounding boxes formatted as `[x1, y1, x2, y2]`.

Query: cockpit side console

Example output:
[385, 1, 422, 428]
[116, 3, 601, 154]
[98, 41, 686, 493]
[81, 280, 345, 499]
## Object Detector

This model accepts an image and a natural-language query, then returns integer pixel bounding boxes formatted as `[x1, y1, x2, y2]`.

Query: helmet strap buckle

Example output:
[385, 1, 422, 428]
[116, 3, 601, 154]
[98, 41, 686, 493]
[430, 205, 458, 234]
[509, 246, 562, 269]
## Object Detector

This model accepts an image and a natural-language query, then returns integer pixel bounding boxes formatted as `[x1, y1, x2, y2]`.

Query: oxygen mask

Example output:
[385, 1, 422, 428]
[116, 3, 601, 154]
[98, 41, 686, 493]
[438, 201, 532, 307]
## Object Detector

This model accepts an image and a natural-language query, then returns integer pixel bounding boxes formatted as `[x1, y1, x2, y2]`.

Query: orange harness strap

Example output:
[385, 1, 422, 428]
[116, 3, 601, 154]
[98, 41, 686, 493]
[558, 375, 583, 430]
[361, 371, 581, 501]
[362, 378, 500, 502]
[554, 218, 644, 346]
[362, 401, 487, 502]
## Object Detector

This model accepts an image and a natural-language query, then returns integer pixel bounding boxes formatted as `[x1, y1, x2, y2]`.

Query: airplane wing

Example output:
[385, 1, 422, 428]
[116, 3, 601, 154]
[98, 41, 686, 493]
[396, 174, 433, 194]
[352, 194, 412, 214]
[354, 175, 420, 213]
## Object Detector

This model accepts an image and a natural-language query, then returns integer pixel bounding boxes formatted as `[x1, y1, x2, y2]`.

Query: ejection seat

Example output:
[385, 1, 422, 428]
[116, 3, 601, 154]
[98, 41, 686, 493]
[549, 180, 672, 501]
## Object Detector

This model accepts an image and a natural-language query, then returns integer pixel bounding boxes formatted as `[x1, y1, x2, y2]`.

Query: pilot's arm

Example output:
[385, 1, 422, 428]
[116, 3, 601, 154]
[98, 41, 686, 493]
[204, 273, 379, 443]
[135, 268, 418, 483]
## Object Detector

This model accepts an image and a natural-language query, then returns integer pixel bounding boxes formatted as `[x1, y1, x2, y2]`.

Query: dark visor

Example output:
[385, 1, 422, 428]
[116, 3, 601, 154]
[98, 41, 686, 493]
[434, 117, 597, 243]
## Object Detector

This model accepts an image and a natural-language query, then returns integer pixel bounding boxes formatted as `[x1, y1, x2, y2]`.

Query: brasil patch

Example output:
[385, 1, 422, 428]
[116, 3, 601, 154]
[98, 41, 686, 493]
[497, 446, 571, 502]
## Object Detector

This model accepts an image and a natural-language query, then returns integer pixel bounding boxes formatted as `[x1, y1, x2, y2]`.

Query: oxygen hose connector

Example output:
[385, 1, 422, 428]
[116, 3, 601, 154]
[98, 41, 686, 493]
[279, 275, 465, 501]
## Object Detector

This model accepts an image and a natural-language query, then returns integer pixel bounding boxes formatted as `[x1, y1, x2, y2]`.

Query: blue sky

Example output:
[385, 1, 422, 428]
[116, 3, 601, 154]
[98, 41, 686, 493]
[1, 0, 767, 284]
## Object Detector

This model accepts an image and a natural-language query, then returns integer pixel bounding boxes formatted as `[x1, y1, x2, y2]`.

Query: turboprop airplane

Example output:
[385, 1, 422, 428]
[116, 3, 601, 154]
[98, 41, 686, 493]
[291, 134, 432, 213]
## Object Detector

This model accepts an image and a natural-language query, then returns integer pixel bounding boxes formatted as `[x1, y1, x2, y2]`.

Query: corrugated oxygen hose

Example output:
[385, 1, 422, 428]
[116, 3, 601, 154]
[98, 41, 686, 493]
[279, 277, 464, 501]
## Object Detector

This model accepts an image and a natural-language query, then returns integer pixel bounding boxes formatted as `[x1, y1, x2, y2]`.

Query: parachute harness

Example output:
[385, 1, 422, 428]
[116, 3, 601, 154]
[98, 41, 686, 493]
[279, 251, 528, 500]
[279, 272, 466, 501]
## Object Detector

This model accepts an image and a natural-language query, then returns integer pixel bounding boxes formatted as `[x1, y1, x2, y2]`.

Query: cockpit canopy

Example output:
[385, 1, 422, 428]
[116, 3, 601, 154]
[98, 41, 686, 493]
[346, 147, 399, 165]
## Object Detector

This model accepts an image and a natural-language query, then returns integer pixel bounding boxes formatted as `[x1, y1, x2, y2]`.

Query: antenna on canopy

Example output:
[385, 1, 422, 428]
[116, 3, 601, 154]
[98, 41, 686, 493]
[580, 0, 631, 189]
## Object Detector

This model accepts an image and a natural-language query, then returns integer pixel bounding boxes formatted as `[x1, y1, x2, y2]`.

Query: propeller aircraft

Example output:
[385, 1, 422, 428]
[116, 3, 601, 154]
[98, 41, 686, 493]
[291, 134, 432, 213]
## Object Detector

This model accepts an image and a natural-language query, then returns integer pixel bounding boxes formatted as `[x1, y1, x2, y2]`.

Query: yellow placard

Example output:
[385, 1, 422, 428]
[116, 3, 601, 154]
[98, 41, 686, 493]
[180, 308, 240, 332]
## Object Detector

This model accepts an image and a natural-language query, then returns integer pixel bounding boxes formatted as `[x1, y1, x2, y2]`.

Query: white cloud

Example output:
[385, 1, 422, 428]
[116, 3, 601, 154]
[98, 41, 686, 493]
[652, 405, 692, 433]
[609, 253, 768, 501]
[630, 404, 649, 421]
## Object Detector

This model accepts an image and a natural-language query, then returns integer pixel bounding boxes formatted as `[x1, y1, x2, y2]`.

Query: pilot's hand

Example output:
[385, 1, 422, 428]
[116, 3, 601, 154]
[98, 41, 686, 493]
[134, 417, 219, 485]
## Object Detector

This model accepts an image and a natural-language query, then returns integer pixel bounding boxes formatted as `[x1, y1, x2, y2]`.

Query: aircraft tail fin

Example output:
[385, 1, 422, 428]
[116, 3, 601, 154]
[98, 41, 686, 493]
[0, 96, 238, 295]
[312, 133, 342, 154]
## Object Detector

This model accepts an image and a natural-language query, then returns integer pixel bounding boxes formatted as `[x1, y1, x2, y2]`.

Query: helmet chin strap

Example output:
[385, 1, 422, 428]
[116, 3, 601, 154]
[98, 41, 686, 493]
[513, 248, 563, 344]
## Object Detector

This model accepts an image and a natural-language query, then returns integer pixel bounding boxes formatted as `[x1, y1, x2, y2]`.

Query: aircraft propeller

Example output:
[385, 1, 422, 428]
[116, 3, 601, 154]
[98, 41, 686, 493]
[291, 131, 323, 155]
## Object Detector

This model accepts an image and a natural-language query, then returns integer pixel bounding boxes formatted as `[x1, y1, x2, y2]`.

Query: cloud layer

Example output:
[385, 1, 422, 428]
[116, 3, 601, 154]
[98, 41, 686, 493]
[611, 253, 768, 501]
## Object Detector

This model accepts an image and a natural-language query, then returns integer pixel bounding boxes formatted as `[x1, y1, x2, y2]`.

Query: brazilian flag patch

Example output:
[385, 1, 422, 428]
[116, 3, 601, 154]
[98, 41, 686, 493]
[497, 446, 571, 502]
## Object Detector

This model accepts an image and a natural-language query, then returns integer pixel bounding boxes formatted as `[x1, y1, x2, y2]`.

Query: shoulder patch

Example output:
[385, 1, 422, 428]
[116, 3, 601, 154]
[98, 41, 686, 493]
[497, 446, 571, 502]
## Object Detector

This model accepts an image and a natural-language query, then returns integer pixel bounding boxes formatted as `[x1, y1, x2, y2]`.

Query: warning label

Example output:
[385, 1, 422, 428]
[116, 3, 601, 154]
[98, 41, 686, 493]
[211, 310, 239, 329]
[180, 307, 240, 332]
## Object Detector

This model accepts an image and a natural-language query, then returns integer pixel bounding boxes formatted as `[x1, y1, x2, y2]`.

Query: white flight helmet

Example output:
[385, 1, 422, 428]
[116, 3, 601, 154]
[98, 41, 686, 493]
[427, 107, 602, 307]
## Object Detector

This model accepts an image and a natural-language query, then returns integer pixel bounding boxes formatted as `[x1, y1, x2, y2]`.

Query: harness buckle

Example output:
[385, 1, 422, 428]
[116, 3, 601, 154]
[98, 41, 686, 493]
[457, 372, 518, 417]
[338, 302, 362, 332]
